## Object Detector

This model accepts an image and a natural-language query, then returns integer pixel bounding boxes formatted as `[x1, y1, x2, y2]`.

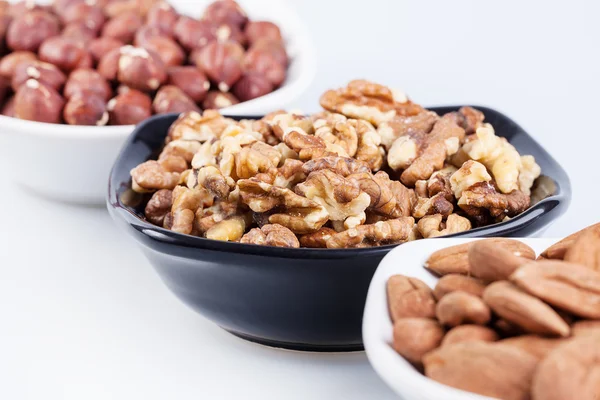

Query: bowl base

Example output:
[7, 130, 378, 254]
[224, 329, 364, 353]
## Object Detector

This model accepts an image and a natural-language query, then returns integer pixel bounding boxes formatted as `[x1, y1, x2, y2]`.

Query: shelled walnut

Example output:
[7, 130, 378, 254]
[130, 80, 546, 248]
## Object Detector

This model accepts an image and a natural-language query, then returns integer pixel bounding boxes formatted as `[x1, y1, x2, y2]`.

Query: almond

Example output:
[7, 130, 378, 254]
[392, 318, 445, 364]
[564, 228, 600, 271]
[532, 336, 600, 400]
[387, 275, 436, 322]
[436, 291, 491, 327]
[441, 325, 499, 347]
[423, 342, 538, 400]
[433, 274, 487, 300]
[468, 239, 534, 282]
[540, 222, 600, 260]
[425, 242, 471, 276]
[483, 281, 570, 337]
[425, 238, 535, 276]
[571, 320, 600, 338]
[499, 335, 566, 359]
[510, 260, 600, 319]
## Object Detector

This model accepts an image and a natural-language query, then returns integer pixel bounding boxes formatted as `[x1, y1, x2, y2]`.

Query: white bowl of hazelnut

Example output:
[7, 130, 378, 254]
[0, 0, 316, 203]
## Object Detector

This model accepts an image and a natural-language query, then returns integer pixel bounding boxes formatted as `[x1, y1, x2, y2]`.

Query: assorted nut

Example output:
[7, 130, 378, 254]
[0, 0, 289, 125]
[386, 223, 600, 399]
[130, 80, 546, 248]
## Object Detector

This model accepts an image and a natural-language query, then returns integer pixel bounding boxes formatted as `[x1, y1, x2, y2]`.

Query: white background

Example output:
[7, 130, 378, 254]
[1, 1, 599, 399]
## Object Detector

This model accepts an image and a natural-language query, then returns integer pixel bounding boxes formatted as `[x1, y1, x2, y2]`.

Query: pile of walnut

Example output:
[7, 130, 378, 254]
[387, 223, 600, 400]
[0, 0, 287, 125]
[130, 80, 542, 248]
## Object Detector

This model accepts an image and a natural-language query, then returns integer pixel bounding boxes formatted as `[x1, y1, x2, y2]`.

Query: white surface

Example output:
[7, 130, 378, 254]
[1, 0, 600, 399]
[362, 238, 553, 400]
[0, 0, 315, 204]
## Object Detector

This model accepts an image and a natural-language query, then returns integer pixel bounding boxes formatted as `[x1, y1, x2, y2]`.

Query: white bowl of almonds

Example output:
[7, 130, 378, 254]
[363, 223, 600, 400]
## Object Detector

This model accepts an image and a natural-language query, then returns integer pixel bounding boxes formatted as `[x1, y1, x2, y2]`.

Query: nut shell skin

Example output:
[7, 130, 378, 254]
[203, 0, 248, 29]
[64, 68, 112, 101]
[250, 38, 288, 67]
[117, 46, 167, 92]
[152, 85, 200, 114]
[61, 23, 98, 47]
[173, 17, 216, 51]
[167, 65, 210, 103]
[63, 92, 109, 125]
[202, 90, 238, 109]
[89, 37, 124, 64]
[12, 60, 66, 91]
[193, 40, 244, 92]
[140, 36, 185, 67]
[145, 1, 178, 36]
[14, 79, 65, 123]
[38, 37, 89, 73]
[7, 10, 60, 52]
[60, 3, 105, 33]
[0, 51, 37, 78]
[244, 47, 285, 87]
[101, 12, 143, 44]
[107, 88, 151, 125]
[244, 21, 282, 46]
[1, 94, 14, 116]
[133, 25, 165, 47]
[232, 73, 273, 102]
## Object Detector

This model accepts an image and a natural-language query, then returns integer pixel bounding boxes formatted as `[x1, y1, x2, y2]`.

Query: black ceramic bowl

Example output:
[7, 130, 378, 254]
[107, 107, 571, 352]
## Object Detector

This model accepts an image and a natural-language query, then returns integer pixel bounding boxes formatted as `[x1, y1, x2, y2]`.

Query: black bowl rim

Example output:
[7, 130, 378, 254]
[108, 106, 571, 260]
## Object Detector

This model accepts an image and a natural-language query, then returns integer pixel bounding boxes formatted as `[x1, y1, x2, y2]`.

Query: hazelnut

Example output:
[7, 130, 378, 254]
[61, 22, 98, 47]
[140, 36, 185, 67]
[63, 92, 109, 125]
[203, 1, 247, 28]
[6, 10, 60, 52]
[101, 12, 143, 44]
[0, 14, 11, 54]
[167, 65, 210, 102]
[14, 79, 65, 123]
[152, 85, 200, 114]
[173, 17, 216, 51]
[75, 52, 93, 69]
[8, 1, 47, 18]
[117, 46, 167, 91]
[214, 23, 246, 46]
[0, 51, 37, 78]
[38, 37, 90, 73]
[106, 88, 151, 125]
[1, 95, 14, 116]
[89, 37, 124, 64]
[202, 90, 238, 109]
[104, 0, 155, 18]
[232, 73, 273, 102]
[244, 21, 282, 46]
[133, 25, 164, 47]
[60, 3, 105, 33]
[52, 0, 80, 15]
[192, 40, 244, 92]
[145, 1, 178, 36]
[244, 47, 286, 87]
[0, 75, 9, 105]
[12, 60, 67, 91]
[251, 38, 288, 67]
[64, 68, 112, 101]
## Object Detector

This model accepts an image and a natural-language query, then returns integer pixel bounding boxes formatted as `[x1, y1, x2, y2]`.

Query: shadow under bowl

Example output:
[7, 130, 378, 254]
[107, 106, 571, 352]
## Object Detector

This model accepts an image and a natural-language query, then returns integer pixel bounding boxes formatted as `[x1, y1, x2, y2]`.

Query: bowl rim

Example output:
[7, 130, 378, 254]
[107, 106, 571, 260]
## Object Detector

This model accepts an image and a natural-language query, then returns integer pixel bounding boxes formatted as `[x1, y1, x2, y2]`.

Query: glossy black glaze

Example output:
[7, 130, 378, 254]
[107, 107, 571, 351]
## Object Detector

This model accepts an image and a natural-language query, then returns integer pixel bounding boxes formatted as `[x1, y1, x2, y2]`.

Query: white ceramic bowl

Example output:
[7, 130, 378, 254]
[362, 237, 555, 400]
[0, 0, 316, 204]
